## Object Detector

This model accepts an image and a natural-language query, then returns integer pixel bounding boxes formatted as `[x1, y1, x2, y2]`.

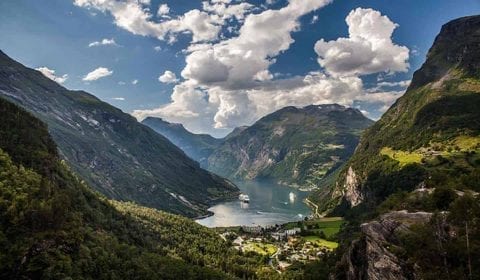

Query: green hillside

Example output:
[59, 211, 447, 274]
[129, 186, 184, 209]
[0, 97, 275, 279]
[314, 16, 480, 214]
[207, 105, 373, 189]
[0, 50, 238, 218]
[312, 15, 480, 280]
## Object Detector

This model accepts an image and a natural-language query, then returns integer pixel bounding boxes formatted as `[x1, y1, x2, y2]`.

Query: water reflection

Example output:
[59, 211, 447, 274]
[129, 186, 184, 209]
[196, 180, 311, 227]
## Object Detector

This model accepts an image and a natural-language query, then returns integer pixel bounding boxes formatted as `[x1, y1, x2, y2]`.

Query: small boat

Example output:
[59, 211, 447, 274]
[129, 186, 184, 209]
[239, 193, 250, 203]
[289, 192, 296, 203]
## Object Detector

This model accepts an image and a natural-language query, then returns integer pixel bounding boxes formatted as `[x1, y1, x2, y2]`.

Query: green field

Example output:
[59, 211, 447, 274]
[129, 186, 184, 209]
[303, 236, 338, 250]
[243, 242, 278, 256]
[284, 217, 344, 239]
[381, 147, 423, 166]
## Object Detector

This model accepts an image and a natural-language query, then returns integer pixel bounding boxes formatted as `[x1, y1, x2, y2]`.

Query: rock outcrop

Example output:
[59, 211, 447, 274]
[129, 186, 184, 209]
[343, 211, 433, 280]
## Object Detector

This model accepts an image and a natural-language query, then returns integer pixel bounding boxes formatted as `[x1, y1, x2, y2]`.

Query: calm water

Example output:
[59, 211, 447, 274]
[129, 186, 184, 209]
[196, 180, 312, 227]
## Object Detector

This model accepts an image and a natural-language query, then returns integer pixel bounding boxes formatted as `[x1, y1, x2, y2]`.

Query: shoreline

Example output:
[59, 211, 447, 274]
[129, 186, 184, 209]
[304, 198, 320, 218]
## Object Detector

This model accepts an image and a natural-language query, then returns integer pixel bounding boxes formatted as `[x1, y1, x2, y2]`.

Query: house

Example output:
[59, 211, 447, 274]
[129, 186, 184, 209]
[285, 227, 301, 236]
[233, 236, 244, 246]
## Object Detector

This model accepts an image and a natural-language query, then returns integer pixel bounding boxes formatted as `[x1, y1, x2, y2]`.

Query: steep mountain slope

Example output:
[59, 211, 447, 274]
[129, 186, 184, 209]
[207, 105, 373, 188]
[0, 50, 238, 218]
[0, 97, 270, 279]
[314, 15, 480, 214]
[142, 117, 222, 166]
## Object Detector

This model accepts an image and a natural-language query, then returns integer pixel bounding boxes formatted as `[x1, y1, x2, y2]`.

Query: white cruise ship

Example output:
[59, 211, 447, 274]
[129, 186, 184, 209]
[239, 193, 250, 203]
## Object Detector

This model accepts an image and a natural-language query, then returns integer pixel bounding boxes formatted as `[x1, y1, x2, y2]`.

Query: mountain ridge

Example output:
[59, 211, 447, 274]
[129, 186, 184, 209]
[317, 14, 480, 214]
[0, 50, 238, 218]
[206, 104, 374, 188]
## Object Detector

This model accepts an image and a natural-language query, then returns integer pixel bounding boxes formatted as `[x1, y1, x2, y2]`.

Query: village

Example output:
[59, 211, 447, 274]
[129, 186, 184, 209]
[218, 217, 343, 272]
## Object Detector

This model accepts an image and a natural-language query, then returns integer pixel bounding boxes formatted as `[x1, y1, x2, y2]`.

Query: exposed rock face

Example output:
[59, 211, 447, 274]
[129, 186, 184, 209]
[410, 15, 480, 89]
[344, 167, 363, 207]
[343, 211, 433, 280]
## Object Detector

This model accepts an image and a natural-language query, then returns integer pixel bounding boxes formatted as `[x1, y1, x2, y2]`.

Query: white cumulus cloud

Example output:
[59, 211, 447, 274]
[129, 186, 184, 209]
[83, 67, 113, 81]
[36, 67, 68, 84]
[88, 38, 117, 47]
[157, 3, 170, 16]
[314, 8, 409, 76]
[74, 0, 222, 43]
[158, 70, 179, 84]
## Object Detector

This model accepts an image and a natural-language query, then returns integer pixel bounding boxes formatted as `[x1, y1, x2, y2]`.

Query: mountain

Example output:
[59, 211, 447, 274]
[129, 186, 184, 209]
[207, 104, 373, 188]
[142, 117, 222, 166]
[318, 16, 480, 280]
[0, 50, 238, 218]
[314, 15, 480, 214]
[0, 97, 271, 279]
[224, 126, 249, 141]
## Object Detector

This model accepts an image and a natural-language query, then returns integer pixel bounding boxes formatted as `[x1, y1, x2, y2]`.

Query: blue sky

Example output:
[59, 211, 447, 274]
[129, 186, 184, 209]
[1, 0, 479, 136]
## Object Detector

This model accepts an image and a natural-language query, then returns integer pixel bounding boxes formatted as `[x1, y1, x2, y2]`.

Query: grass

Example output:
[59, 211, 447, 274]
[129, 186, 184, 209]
[458, 78, 480, 92]
[381, 147, 423, 166]
[243, 242, 277, 256]
[303, 236, 338, 250]
[284, 217, 344, 239]
[454, 135, 480, 151]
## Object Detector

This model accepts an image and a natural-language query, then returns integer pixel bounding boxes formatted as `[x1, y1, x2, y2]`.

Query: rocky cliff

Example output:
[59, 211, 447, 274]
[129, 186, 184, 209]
[342, 211, 433, 280]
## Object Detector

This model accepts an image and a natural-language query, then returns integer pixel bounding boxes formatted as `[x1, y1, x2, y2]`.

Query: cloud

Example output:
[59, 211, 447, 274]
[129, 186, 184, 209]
[88, 38, 117, 47]
[153, 45, 162, 51]
[83, 67, 113, 81]
[311, 14, 319, 24]
[314, 8, 409, 76]
[132, 5, 408, 135]
[202, 1, 254, 21]
[74, 0, 223, 43]
[112, 97, 125, 101]
[158, 70, 179, 83]
[157, 3, 170, 16]
[132, 79, 139, 85]
[36, 67, 68, 84]
[377, 79, 411, 88]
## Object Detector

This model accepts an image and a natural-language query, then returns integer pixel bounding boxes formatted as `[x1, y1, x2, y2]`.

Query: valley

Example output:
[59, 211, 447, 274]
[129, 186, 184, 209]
[1, 1, 480, 279]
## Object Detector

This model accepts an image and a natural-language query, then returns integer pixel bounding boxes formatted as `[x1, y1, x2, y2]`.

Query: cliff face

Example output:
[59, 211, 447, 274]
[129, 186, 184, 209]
[342, 211, 433, 280]
[317, 15, 480, 214]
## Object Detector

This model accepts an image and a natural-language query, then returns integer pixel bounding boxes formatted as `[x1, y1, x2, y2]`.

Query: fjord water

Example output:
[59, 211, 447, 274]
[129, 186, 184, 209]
[196, 180, 311, 227]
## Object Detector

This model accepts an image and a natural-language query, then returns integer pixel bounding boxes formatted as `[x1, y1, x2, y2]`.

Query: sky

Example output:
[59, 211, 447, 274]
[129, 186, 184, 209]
[1, 0, 479, 137]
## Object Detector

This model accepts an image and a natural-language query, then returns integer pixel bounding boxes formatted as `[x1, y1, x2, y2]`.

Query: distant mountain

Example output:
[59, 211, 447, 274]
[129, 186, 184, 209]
[142, 117, 222, 166]
[0, 96, 269, 279]
[314, 15, 480, 214]
[0, 50, 238, 218]
[224, 126, 249, 141]
[207, 104, 373, 188]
